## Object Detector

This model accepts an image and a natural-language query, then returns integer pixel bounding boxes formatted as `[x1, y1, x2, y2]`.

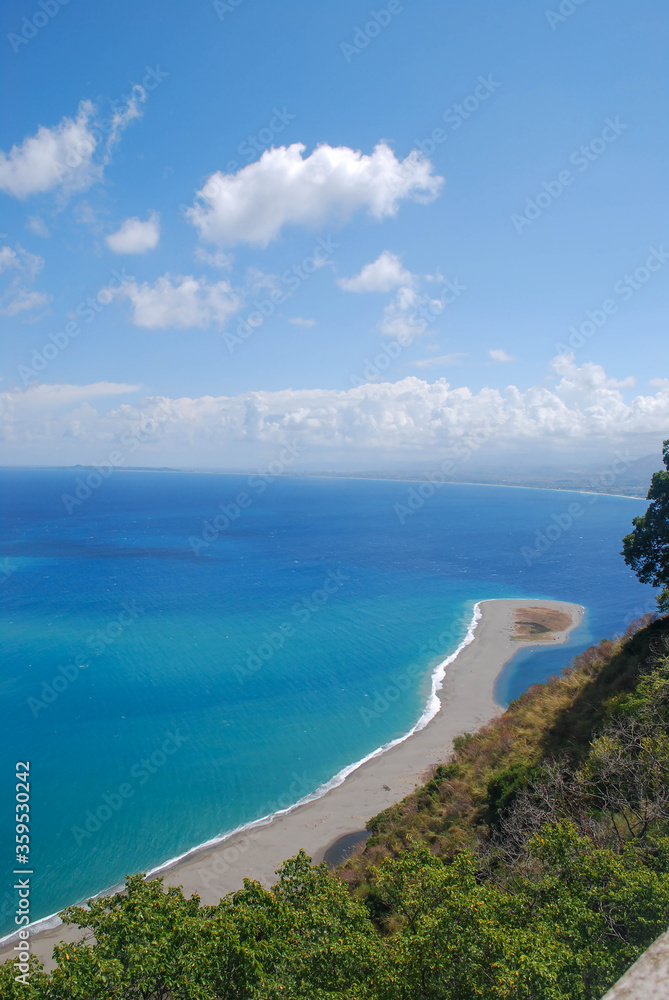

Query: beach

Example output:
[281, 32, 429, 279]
[1, 597, 583, 968]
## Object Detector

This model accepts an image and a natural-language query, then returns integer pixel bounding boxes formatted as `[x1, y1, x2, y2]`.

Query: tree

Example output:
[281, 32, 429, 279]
[56, 873, 262, 999]
[623, 440, 669, 612]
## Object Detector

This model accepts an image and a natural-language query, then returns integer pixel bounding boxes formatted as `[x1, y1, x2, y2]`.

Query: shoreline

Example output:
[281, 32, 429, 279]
[0, 467, 645, 501]
[0, 597, 583, 967]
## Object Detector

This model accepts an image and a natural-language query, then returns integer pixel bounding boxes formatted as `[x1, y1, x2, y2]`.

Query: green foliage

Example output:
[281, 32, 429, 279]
[487, 762, 541, 828]
[0, 955, 47, 999]
[230, 850, 383, 996]
[57, 873, 262, 998]
[623, 439, 669, 611]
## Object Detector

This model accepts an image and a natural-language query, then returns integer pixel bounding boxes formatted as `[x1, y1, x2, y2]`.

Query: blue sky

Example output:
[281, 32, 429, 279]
[1, 0, 668, 470]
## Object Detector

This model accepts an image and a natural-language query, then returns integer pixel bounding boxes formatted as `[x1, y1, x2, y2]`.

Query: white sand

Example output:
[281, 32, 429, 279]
[0, 598, 583, 968]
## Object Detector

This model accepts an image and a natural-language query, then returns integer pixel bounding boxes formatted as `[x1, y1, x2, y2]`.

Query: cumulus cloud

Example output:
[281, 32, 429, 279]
[489, 348, 516, 363]
[187, 142, 443, 247]
[106, 212, 160, 254]
[112, 273, 242, 329]
[0, 92, 143, 200]
[0, 242, 51, 316]
[338, 250, 413, 293]
[3, 357, 667, 468]
[340, 251, 457, 344]
[0, 382, 140, 449]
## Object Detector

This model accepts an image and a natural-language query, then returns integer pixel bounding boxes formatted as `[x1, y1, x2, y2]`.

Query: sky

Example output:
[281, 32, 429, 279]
[0, 0, 668, 473]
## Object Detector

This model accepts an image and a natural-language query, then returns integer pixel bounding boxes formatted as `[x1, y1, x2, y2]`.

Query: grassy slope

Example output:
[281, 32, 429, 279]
[340, 613, 669, 892]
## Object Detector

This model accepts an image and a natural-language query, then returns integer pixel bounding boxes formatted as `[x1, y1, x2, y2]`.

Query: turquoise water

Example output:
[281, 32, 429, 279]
[0, 470, 650, 935]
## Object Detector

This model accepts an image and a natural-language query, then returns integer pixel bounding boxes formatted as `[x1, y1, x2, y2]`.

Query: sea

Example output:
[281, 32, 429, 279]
[0, 468, 652, 938]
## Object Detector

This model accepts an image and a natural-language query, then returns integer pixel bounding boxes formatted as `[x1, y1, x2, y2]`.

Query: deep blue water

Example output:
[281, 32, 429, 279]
[0, 469, 651, 935]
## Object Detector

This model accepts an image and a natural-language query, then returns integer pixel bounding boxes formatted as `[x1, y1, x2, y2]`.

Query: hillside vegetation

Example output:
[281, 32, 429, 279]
[3, 611, 669, 999]
[342, 612, 667, 883]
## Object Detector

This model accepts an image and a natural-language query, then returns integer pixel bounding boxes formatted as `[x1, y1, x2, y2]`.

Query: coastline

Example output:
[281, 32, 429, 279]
[1, 467, 645, 501]
[0, 597, 583, 968]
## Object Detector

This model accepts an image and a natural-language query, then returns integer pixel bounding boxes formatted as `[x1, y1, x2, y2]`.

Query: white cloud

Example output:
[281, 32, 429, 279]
[26, 215, 50, 238]
[1, 287, 50, 317]
[187, 142, 443, 247]
[113, 273, 242, 329]
[194, 247, 233, 270]
[412, 354, 465, 368]
[104, 86, 145, 156]
[338, 250, 413, 293]
[0, 246, 17, 273]
[0, 243, 51, 316]
[289, 316, 317, 327]
[5, 382, 139, 409]
[106, 212, 160, 254]
[551, 352, 636, 391]
[0, 92, 143, 200]
[649, 378, 669, 389]
[245, 266, 279, 291]
[0, 382, 140, 448]
[379, 285, 444, 344]
[0, 101, 98, 199]
[489, 348, 516, 363]
[73, 200, 104, 231]
[340, 252, 455, 344]
[3, 357, 666, 467]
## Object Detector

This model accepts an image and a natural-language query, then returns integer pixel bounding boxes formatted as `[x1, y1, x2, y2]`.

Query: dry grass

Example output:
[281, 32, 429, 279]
[512, 606, 574, 639]
[339, 613, 668, 894]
